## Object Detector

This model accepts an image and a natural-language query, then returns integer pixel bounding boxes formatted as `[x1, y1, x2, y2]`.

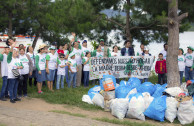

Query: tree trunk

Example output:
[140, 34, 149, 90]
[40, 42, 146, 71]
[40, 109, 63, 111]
[8, 11, 13, 38]
[32, 31, 40, 49]
[166, 0, 188, 87]
[126, 0, 132, 42]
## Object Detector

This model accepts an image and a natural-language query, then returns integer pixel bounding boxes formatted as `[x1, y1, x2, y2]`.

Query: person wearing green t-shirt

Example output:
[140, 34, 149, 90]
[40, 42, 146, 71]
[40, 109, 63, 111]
[35, 44, 47, 94]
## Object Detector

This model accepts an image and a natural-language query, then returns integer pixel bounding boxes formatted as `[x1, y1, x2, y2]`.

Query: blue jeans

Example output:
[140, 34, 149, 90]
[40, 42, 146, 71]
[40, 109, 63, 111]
[0, 76, 9, 98]
[83, 71, 89, 87]
[56, 75, 65, 89]
[185, 66, 193, 82]
[8, 79, 19, 100]
[179, 71, 184, 84]
[65, 66, 69, 84]
[68, 72, 77, 88]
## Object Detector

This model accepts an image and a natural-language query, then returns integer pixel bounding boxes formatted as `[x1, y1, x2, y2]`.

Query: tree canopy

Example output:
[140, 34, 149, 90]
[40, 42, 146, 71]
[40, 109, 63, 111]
[0, 0, 193, 47]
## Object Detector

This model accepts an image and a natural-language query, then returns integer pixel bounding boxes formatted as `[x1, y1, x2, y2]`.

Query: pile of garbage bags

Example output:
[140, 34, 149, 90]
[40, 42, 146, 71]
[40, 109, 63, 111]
[82, 75, 194, 125]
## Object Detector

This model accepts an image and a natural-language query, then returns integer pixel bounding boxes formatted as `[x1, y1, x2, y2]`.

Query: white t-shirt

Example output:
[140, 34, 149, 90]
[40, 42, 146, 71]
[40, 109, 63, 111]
[8, 57, 21, 79]
[71, 48, 83, 65]
[27, 52, 35, 67]
[19, 54, 29, 75]
[0, 54, 8, 77]
[101, 46, 104, 56]
[96, 52, 103, 58]
[68, 59, 77, 72]
[46, 53, 58, 70]
[64, 50, 69, 56]
[125, 48, 129, 56]
[137, 50, 143, 56]
[57, 59, 67, 76]
[82, 46, 91, 56]
[82, 57, 90, 71]
[160, 50, 167, 60]
[185, 53, 194, 67]
[178, 55, 185, 71]
[36, 53, 46, 70]
[111, 52, 120, 57]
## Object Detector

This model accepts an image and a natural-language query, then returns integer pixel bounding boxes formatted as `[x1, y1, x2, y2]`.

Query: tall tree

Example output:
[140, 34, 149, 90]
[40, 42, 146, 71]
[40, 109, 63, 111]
[0, 0, 24, 37]
[166, 0, 188, 87]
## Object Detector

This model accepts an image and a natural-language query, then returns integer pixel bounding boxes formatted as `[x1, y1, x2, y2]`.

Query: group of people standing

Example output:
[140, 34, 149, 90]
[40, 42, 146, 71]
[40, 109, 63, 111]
[0, 33, 193, 103]
[155, 43, 194, 85]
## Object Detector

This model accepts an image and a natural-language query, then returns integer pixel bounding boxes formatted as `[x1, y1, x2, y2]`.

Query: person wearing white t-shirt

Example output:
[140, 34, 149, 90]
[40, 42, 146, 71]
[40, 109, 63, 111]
[91, 45, 102, 85]
[92, 45, 103, 58]
[81, 40, 91, 84]
[56, 53, 67, 89]
[7, 43, 23, 103]
[68, 53, 78, 88]
[141, 47, 152, 83]
[27, 46, 37, 87]
[46, 46, 58, 92]
[160, 43, 168, 60]
[121, 40, 135, 56]
[18, 48, 33, 97]
[0, 47, 10, 101]
[136, 44, 144, 56]
[71, 42, 84, 87]
[111, 45, 120, 57]
[178, 48, 185, 84]
[185, 46, 194, 82]
[82, 52, 91, 87]
[111, 45, 120, 84]
[35, 45, 47, 94]
[63, 43, 70, 84]
[82, 40, 91, 56]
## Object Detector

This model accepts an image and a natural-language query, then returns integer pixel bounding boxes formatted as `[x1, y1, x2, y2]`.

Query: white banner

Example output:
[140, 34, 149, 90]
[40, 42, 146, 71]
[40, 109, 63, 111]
[89, 56, 155, 80]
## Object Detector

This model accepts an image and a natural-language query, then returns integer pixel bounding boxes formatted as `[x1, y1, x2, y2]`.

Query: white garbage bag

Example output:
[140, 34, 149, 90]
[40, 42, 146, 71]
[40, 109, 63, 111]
[110, 98, 128, 119]
[92, 93, 104, 108]
[165, 97, 178, 123]
[177, 99, 194, 125]
[82, 95, 93, 104]
[126, 95, 145, 121]
[165, 87, 184, 96]
[126, 88, 137, 98]
[142, 92, 154, 110]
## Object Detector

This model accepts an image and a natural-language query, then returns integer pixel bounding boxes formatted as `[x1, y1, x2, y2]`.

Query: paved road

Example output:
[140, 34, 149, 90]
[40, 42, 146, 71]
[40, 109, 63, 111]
[0, 105, 118, 126]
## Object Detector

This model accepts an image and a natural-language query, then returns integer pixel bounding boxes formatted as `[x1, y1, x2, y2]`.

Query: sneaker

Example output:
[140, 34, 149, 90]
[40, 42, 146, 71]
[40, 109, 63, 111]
[18, 95, 22, 98]
[10, 99, 16, 103]
[14, 98, 21, 101]
[23, 94, 28, 98]
[38, 91, 43, 94]
[0, 97, 7, 101]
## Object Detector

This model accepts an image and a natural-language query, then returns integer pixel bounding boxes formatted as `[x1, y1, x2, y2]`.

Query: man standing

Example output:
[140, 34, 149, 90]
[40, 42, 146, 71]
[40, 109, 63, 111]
[136, 44, 144, 56]
[160, 43, 168, 60]
[99, 39, 111, 57]
[121, 40, 135, 56]
[82, 40, 91, 56]
[71, 41, 84, 87]
[185, 46, 194, 82]
[0, 47, 10, 101]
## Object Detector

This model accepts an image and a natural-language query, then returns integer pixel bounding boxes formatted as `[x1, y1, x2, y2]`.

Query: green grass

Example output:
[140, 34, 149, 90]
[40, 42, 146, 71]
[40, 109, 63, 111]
[93, 117, 154, 126]
[27, 84, 103, 111]
[50, 110, 87, 118]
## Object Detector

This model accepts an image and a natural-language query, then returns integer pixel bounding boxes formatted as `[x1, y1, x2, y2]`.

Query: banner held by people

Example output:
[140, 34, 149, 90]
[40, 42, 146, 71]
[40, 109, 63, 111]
[89, 56, 155, 80]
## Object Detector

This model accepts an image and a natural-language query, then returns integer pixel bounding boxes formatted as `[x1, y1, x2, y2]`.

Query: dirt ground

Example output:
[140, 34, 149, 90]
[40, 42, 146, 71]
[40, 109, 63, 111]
[0, 98, 180, 126]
